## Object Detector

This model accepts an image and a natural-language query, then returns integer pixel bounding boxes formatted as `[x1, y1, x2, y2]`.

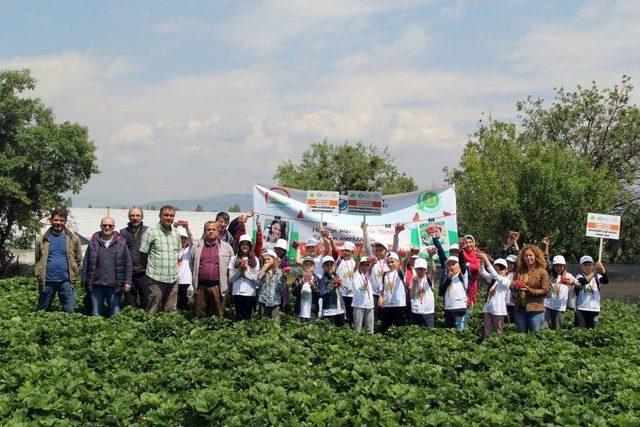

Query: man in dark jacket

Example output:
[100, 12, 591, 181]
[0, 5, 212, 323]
[119, 207, 149, 308]
[82, 217, 132, 317]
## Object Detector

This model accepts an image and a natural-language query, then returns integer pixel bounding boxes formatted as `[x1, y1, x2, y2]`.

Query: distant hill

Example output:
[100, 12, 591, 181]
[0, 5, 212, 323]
[71, 193, 252, 212]
[144, 193, 252, 212]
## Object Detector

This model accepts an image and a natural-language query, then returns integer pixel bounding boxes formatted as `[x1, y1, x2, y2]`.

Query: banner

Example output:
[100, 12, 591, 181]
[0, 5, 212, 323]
[253, 183, 458, 259]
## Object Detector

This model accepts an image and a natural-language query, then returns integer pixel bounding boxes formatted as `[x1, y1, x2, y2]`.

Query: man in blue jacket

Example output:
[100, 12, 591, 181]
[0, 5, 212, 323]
[81, 217, 132, 317]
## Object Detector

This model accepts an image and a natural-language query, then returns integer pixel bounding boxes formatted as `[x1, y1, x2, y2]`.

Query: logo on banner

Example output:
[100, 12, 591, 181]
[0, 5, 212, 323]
[339, 196, 348, 212]
[264, 186, 291, 206]
[417, 191, 440, 212]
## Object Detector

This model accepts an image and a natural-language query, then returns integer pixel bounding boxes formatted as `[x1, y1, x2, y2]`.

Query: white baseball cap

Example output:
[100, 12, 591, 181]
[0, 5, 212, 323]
[446, 256, 459, 264]
[322, 255, 335, 264]
[275, 238, 288, 250]
[302, 256, 315, 264]
[493, 258, 508, 269]
[373, 241, 388, 250]
[238, 234, 252, 244]
[552, 255, 566, 265]
[263, 249, 277, 258]
[178, 228, 189, 238]
[449, 243, 460, 251]
[386, 252, 399, 261]
[341, 241, 356, 252]
[506, 254, 517, 263]
[305, 237, 318, 247]
[580, 255, 594, 265]
[464, 234, 475, 244]
[414, 258, 428, 269]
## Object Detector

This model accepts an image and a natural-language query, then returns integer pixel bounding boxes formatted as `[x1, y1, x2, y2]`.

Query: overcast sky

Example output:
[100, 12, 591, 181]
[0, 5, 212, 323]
[1, 0, 639, 204]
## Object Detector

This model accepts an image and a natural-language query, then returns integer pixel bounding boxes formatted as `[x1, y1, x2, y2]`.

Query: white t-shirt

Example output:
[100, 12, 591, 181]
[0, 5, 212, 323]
[336, 257, 356, 297]
[313, 255, 324, 278]
[381, 269, 406, 307]
[228, 255, 260, 297]
[575, 274, 604, 312]
[544, 273, 576, 312]
[178, 246, 192, 285]
[444, 271, 469, 311]
[410, 276, 435, 314]
[370, 258, 390, 296]
[481, 265, 510, 316]
[299, 282, 313, 318]
[351, 271, 374, 309]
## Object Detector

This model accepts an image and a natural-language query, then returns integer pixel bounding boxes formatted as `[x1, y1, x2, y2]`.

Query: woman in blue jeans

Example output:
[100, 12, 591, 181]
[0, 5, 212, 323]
[512, 244, 550, 333]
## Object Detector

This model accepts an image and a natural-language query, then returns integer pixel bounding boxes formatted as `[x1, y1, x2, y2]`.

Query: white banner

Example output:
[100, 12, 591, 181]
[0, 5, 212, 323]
[252, 183, 458, 258]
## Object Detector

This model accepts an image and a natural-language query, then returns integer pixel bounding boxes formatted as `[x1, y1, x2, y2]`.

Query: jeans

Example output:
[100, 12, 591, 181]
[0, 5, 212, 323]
[177, 284, 190, 310]
[234, 295, 256, 320]
[483, 313, 505, 338]
[412, 313, 435, 328]
[514, 307, 545, 333]
[576, 310, 599, 329]
[91, 286, 121, 317]
[124, 274, 148, 308]
[258, 303, 280, 323]
[379, 306, 405, 333]
[544, 308, 565, 330]
[343, 296, 353, 323]
[444, 310, 466, 329]
[38, 280, 75, 313]
[352, 307, 374, 334]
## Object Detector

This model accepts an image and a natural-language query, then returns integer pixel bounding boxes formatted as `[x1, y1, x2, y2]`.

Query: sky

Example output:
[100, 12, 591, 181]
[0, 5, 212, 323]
[1, 0, 639, 205]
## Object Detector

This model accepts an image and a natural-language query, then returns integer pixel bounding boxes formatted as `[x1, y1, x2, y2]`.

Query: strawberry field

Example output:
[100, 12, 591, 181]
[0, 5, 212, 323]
[1, 276, 640, 426]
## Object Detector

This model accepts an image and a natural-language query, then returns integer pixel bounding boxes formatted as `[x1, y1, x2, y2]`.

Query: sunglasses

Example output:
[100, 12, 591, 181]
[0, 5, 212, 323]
[101, 224, 115, 229]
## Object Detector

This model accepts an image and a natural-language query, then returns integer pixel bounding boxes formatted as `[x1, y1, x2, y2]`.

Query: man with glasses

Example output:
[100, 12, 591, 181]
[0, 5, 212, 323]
[120, 207, 149, 308]
[139, 205, 182, 313]
[35, 208, 83, 313]
[80, 217, 132, 317]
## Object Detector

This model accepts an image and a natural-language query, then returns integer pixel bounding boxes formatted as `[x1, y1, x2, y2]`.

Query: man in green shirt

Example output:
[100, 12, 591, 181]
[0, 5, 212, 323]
[139, 205, 181, 313]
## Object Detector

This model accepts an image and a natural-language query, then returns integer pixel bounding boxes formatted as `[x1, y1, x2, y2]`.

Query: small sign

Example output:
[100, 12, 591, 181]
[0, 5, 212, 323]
[306, 190, 340, 214]
[586, 213, 621, 240]
[347, 191, 382, 216]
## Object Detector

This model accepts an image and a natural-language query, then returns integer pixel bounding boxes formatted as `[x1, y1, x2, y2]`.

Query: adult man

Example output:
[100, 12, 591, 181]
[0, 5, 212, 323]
[120, 207, 149, 308]
[189, 221, 234, 317]
[81, 217, 132, 317]
[139, 205, 182, 313]
[35, 208, 83, 313]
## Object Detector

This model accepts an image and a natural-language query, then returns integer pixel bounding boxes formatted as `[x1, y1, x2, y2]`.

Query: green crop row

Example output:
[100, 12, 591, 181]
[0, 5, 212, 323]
[1, 277, 639, 426]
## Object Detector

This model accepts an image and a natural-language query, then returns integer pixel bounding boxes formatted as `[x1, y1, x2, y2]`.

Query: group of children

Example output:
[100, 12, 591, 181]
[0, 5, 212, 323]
[222, 221, 610, 337]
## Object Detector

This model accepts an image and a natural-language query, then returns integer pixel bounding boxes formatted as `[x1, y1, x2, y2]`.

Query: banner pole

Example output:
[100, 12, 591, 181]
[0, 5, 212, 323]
[598, 237, 604, 262]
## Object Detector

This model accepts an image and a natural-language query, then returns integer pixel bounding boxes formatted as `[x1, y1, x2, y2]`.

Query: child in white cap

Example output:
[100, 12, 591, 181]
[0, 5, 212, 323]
[378, 251, 407, 333]
[441, 253, 470, 329]
[256, 249, 285, 323]
[352, 256, 376, 333]
[177, 223, 193, 311]
[543, 255, 577, 329]
[317, 255, 346, 326]
[478, 252, 510, 338]
[292, 256, 320, 322]
[574, 256, 609, 329]
[329, 238, 358, 323]
[409, 255, 436, 328]
[295, 237, 327, 279]
[228, 234, 260, 321]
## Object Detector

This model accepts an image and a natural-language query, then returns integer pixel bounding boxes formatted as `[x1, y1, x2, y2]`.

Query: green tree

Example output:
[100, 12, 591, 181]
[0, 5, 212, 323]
[446, 119, 618, 261]
[195, 204, 204, 212]
[0, 69, 99, 273]
[227, 203, 241, 212]
[516, 76, 640, 262]
[274, 140, 417, 194]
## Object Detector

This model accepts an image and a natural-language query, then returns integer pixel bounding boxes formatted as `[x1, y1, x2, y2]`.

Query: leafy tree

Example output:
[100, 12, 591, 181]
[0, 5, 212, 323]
[227, 203, 241, 212]
[0, 69, 99, 273]
[274, 140, 417, 194]
[516, 76, 640, 262]
[195, 204, 204, 212]
[446, 119, 618, 261]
